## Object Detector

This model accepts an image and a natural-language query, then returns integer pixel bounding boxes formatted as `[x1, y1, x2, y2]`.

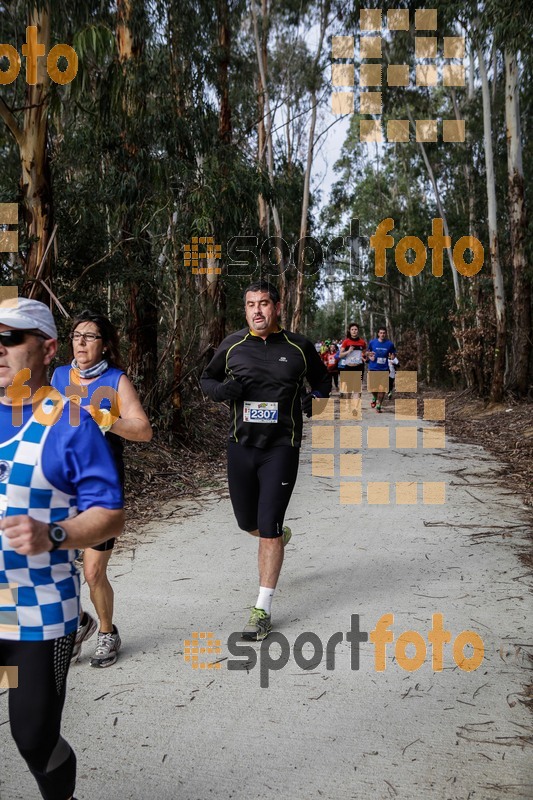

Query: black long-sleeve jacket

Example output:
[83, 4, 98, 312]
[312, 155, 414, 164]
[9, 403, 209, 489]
[201, 327, 331, 448]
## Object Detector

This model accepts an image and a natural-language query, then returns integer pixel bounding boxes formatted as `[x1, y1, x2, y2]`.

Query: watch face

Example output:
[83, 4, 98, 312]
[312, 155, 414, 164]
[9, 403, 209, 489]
[50, 525, 67, 543]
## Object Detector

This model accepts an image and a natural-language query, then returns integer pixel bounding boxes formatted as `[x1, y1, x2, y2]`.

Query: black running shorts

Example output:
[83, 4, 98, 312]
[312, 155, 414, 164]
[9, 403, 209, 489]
[227, 442, 300, 538]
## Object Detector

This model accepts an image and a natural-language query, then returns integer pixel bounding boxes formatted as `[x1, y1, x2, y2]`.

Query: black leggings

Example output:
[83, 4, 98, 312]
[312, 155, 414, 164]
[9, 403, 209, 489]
[227, 442, 300, 537]
[1, 632, 76, 800]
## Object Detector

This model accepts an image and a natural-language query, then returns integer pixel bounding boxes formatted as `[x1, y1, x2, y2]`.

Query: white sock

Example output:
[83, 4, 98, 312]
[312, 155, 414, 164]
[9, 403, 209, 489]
[256, 586, 275, 614]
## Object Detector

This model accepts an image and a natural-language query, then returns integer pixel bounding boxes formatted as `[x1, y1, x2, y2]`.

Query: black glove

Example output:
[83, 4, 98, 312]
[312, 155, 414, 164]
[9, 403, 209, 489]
[302, 391, 320, 417]
[214, 379, 244, 402]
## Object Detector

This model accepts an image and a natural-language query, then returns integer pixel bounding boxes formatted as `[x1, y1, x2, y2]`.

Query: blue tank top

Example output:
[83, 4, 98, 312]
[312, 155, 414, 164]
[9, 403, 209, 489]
[51, 365, 125, 467]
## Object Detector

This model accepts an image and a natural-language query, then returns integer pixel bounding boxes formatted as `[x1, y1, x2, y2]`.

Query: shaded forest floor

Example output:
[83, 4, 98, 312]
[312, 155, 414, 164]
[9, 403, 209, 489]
[442, 389, 533, 509]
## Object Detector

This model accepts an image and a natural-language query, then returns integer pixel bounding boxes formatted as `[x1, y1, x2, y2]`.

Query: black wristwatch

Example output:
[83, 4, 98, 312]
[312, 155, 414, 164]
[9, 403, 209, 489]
[48, 523, 68, 551]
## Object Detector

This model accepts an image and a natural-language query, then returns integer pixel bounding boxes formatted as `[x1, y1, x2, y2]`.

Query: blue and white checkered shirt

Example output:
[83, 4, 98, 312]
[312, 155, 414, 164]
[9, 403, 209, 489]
[0, 408, 80, 641]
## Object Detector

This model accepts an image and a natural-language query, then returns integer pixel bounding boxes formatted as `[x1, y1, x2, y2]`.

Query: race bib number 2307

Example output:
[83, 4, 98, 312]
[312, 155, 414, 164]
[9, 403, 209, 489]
[243, 401, 278, 423]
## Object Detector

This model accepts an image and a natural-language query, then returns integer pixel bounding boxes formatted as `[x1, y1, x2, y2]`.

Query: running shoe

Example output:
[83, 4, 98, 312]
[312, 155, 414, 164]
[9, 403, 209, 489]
[242, 607, 272, 641]
[387, 391, 392, 400]
[376, 405, 382, 413]
[71, 611, 97, 663]
[370, 400, 376, 408]
[90, 625, 122, 668]
[282, 525, 292, 546]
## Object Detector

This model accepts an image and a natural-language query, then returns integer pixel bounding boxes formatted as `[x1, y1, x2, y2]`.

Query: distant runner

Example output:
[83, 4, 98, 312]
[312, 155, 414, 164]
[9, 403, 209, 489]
[338, 323, 367, 415]
[201, 281, 331, 640]
[367, 326, 396, 413]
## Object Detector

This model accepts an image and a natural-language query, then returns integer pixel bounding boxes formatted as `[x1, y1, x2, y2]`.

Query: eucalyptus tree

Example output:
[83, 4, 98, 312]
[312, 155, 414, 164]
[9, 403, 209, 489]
[0, 0, 110, 299]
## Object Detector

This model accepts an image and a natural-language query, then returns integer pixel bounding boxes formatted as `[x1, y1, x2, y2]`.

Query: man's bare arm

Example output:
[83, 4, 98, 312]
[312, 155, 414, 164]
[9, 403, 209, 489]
[1, 507, 125, 556]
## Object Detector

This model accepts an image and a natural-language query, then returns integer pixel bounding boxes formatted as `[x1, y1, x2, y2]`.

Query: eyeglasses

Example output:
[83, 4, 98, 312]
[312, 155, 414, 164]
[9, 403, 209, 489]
[69, 332, 103, 343]
[0, 330, 46, 348]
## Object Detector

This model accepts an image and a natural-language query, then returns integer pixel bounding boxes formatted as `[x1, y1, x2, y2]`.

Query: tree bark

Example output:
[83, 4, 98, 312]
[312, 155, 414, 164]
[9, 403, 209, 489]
[0, 6, 53, 299]
[505, 50, 530, 395]
[478, 46, 506, 402]
[116, 0, 158, 410]
[251, 0, 286, 319]
[291, 0, 329, 333]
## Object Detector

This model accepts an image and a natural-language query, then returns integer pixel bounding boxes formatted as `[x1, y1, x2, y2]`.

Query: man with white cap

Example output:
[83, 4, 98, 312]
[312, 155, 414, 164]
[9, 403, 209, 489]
[0, 297, 124, 800]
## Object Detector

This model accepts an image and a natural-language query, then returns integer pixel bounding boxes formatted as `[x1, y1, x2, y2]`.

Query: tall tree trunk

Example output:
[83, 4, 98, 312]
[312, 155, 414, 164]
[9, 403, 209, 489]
[291, 0, 329, 332]
[197, 0, 232, 357]
[0, 6, 53, 299]
[478, 46, 506, 402]
[255, 0, 269, 238]
[116, 0, 157, 410]
[505, 50, 530, 395]
[251, 0, 286, 319]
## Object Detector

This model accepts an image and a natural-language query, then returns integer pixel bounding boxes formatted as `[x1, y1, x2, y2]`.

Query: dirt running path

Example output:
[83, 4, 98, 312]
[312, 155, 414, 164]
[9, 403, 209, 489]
[2, 402, 532, 800]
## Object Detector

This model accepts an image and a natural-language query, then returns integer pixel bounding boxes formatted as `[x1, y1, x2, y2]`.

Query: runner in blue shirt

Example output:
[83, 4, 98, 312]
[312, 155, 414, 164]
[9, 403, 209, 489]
[0, 298, 123, 800]
[52, 310, 152, 668]
[367, 326, 397, 413]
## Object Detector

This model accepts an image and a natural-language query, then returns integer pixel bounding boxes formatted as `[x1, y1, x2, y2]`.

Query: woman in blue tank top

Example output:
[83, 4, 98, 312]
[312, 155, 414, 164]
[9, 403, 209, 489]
[51, 310, 152, 668]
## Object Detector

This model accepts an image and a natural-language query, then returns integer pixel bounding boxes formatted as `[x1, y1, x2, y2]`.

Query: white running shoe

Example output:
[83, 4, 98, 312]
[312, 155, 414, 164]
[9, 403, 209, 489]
[90, 625, 122, 668]
[71, 611, 97, 663]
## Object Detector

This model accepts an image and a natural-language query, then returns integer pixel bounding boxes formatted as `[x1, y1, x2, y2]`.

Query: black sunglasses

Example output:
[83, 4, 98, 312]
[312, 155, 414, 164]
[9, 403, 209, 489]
[0, 329, 47, 347]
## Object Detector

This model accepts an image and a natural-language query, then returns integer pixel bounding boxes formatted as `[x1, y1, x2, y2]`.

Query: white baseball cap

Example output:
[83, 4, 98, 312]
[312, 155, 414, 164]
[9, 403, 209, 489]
[0, 297, 58, 339]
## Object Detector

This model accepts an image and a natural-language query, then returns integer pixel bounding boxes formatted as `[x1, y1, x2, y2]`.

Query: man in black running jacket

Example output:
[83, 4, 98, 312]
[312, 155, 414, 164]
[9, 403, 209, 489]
[201, 281, 331, 640]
